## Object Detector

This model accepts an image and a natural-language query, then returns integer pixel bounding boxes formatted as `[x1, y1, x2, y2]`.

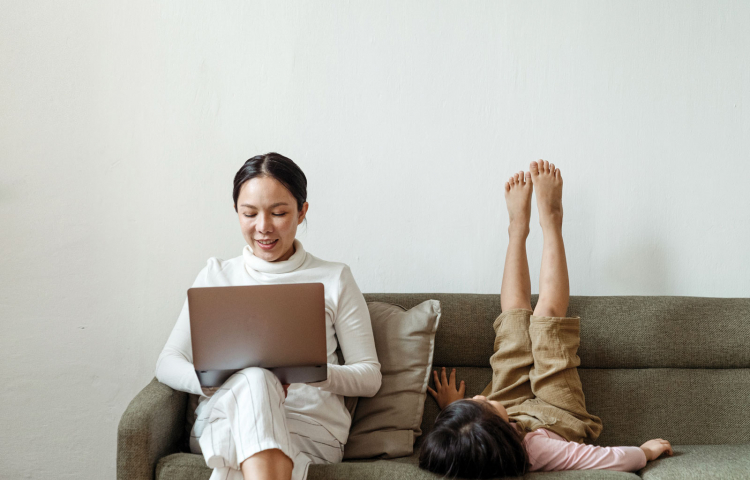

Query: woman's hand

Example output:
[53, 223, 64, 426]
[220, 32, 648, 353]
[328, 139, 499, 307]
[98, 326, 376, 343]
[639, 439, 673, 461]
[201, 386, 219, 397]
[427, 367, 466, 410]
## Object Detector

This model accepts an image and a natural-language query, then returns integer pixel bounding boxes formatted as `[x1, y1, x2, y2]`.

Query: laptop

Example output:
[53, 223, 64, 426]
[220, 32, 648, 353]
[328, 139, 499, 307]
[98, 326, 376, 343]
[188, 283, 328, 387]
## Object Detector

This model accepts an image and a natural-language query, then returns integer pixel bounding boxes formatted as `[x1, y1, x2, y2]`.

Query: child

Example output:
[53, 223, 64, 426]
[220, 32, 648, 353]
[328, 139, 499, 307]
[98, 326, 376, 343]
[420, 161, 673, 478]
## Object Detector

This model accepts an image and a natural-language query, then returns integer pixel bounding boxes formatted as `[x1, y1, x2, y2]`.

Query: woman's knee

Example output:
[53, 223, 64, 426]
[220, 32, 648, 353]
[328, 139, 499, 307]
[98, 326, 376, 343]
[237, 366, 267, 380]
[227, 367, 280, 390]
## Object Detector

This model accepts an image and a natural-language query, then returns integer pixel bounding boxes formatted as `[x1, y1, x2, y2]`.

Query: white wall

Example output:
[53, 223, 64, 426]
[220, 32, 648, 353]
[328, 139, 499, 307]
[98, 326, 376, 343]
[1, 1, 748, 477]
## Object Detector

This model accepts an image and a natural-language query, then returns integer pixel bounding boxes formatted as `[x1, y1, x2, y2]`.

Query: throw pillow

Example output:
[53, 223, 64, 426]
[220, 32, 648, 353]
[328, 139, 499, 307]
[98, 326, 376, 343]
[343, 299, 441, 459]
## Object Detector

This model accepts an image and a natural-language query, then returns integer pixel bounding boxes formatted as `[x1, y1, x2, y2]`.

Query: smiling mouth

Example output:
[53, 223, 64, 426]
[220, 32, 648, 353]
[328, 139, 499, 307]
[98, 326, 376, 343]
[256, 239, 279, 249]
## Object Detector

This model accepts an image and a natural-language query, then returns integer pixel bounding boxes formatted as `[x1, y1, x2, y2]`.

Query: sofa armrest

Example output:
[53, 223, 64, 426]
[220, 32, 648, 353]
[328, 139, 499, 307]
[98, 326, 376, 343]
[117, 378, 188, 480]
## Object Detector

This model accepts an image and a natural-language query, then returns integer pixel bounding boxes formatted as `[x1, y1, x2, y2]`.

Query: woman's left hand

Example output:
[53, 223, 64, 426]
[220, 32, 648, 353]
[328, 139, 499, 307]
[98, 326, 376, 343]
[427, 367, 466, 410]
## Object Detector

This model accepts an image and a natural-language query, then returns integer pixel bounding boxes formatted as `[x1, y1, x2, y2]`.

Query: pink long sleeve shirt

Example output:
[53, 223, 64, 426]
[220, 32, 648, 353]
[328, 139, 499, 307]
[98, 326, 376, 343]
[523, 428, 648, 472]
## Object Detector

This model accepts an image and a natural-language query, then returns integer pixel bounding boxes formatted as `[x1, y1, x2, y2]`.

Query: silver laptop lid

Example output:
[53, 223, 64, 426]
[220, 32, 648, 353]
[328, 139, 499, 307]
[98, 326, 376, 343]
[188, 283, 327, 375]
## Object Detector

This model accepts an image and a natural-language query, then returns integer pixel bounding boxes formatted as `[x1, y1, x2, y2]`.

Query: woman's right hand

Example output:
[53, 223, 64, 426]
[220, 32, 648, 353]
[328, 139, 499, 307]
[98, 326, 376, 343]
[639, 439, 673, 461]
[201, 386, 219, 397]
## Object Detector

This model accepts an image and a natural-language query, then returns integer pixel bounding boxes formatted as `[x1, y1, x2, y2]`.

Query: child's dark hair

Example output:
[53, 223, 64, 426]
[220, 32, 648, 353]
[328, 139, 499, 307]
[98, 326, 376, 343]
[419, 399, 529, 478]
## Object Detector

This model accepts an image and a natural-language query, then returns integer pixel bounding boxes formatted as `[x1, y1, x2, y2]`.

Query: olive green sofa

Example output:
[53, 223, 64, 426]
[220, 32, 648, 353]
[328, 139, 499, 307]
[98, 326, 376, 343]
[118, 294, 750, 479]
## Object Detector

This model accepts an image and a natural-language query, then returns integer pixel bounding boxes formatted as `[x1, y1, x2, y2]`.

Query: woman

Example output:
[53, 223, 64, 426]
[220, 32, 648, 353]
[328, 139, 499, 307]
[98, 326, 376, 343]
[155, 153, 382, 480]
[420, 161, 673, 477]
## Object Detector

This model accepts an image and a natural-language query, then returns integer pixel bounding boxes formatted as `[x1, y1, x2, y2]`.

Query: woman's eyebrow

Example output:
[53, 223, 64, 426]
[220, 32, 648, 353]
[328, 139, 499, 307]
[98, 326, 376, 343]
[240, 202, 289, 208]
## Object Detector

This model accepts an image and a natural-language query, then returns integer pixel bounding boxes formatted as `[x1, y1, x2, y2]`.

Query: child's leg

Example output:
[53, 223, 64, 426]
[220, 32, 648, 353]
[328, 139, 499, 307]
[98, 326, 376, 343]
[500, 171, 533, 314]
[526, 160, 602, 441]
[484, 171, 535, 407]
[531, 160, 568, 318]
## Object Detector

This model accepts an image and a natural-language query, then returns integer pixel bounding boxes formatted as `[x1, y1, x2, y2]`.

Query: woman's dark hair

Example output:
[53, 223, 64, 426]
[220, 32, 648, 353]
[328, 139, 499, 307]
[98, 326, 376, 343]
[419, 399, 529, 479]
[233, 153, 307, 212]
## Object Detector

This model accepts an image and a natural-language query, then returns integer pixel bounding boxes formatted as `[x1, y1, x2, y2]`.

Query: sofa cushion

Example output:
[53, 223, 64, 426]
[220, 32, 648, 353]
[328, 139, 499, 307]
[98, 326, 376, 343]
[310, 456, 439, 480]
[638, 444, 750, 480]
[523, 472, 639, 479]
[155, 452, 443, 480]
[577, 368, 750, 447]
[362, 294, 750, 369]
[523, 473, 640, 479]
[344, 300, 441, 459]
[156, 453, 210, 480]
[351, 453, 641, 479]
[155, 452, 642, 479]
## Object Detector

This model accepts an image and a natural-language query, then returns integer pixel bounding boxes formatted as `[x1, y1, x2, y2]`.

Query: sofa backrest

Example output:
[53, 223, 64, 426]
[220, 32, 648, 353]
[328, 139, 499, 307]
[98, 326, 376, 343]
[364, 294, 750, 447]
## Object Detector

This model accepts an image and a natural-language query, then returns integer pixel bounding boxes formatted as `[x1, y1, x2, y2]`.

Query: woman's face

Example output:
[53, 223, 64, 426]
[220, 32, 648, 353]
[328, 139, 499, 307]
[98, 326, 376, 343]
[471, 395, 510, 422]
[236, 176, 308, 262]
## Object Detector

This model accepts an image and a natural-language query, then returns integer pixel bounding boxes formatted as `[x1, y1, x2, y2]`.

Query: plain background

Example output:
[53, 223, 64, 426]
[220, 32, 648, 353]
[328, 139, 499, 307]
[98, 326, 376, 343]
[1, 1, 749, 478]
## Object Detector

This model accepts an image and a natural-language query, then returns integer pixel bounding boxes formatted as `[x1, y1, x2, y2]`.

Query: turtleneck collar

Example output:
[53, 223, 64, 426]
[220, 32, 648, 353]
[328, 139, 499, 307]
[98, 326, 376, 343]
[243, 239, 306, 275]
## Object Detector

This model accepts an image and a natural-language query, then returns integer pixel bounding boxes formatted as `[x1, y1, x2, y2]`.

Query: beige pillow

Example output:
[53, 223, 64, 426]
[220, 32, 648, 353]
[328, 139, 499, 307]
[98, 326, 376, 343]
[343, 299, 441, 459]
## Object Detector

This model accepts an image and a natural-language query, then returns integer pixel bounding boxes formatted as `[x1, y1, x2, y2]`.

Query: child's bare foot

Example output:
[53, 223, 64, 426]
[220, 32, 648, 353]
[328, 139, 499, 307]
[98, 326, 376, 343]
[504, 170, 533, 237]
[530, 160, 563, 230]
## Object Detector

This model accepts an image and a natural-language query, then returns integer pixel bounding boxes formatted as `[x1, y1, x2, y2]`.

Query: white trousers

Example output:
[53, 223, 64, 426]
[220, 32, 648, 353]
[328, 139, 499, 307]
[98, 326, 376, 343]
[189, 367, 344, 480]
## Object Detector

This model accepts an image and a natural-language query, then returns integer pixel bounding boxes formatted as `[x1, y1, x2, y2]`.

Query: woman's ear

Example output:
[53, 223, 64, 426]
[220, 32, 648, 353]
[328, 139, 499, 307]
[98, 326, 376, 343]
[298, 202, 309, 225]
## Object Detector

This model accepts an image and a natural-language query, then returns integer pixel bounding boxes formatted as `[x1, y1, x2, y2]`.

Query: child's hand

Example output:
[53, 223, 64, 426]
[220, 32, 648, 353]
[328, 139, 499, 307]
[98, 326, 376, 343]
[639, 439, 673, 461]
[427, 367, 466, 410]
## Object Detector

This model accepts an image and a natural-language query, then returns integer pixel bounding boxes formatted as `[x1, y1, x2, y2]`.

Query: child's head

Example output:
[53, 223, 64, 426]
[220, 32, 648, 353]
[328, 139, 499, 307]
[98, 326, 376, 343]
[419, 399, 529, 478]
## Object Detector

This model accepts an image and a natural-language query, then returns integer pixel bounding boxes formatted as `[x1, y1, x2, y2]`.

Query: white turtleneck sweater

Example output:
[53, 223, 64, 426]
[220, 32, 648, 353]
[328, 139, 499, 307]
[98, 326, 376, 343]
[155, 240, 382, 444]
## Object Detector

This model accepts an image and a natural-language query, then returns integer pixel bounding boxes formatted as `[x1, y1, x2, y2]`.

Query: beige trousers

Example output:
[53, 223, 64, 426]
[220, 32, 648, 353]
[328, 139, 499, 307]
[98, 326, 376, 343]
[481, 308, 603, 443]
[191, 367, 343, 480]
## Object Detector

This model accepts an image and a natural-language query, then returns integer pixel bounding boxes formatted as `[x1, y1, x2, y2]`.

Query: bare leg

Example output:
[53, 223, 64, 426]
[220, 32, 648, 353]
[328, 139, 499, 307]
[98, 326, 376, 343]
[501, 170, 533, 313]
[529, 160, 569, 318]
[241, 449, 293, 480]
